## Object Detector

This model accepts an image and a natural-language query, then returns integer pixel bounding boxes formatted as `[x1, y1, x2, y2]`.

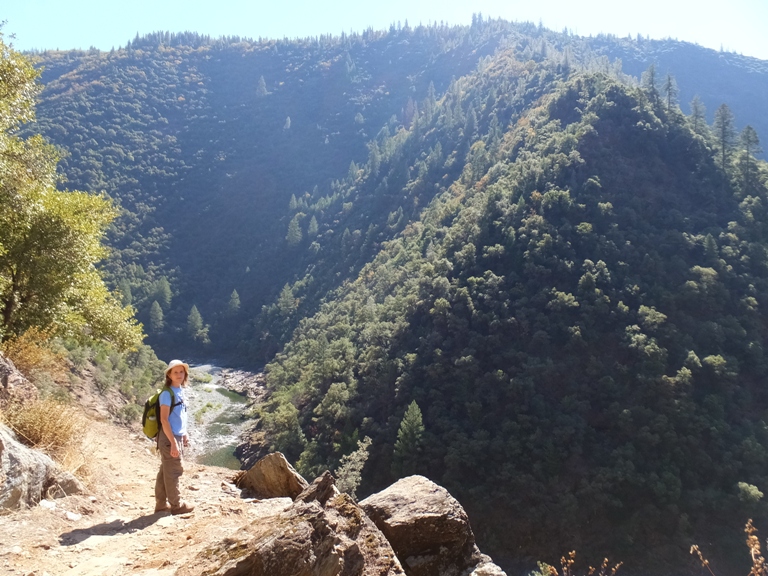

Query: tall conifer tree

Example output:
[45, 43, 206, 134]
[713, 103, 737, 169]
[392, 401, 425, 476]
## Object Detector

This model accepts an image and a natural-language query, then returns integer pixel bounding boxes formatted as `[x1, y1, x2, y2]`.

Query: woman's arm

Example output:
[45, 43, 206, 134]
[160, 404, 180, 458]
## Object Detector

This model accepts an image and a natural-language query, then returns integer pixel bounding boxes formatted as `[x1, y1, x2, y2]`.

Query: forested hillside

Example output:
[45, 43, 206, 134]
[19, 18, 768, 573]
[255, 51, 768, 571]
[27, 19, 768, 361]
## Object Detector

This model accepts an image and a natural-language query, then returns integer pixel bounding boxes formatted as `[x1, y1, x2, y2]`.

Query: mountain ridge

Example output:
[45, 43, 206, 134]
[25, 20, 768, 360]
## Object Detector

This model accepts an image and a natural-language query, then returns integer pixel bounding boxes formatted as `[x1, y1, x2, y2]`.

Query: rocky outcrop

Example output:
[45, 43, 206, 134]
[360, 475, 506, 576]
[295, 470, 340, 506]
[179, 473, 405, 576]
[188, 455, 504, 576]
[233, 451, 309, 499]
[0, 424, 85, 509]
[0, 353, 38, 410]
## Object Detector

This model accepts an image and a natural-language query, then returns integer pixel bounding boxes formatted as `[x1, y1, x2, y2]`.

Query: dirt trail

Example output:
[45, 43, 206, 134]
[0, 418, 289, 576]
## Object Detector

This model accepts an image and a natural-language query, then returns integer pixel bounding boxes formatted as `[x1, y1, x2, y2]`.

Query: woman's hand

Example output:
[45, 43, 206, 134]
[182, 434, 190, 447]
[170, 440, 180, 458]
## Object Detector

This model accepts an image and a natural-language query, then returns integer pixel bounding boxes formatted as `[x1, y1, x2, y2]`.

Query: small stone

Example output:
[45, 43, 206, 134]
[157, 516, 176, 527]
[188, 485, 200, 491]
[10, 546, 22, 554]
[65, 511, 82, 521]
[39, 499, 56, 510]
[89, 496, 97, 502]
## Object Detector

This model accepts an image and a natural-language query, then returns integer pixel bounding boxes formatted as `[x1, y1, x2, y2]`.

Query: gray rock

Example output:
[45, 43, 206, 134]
[463, 555, 508, 576]
[0, 353, 38, 410]
[234, 451, 309, 499]
[360, 475, 505, 576]
[178, 492, 405, 576]
[0, 424, 84, 509]
[46, 471, 87, 500]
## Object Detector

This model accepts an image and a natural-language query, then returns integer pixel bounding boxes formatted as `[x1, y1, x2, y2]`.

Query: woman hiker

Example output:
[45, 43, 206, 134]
[155, 359, 195, 514]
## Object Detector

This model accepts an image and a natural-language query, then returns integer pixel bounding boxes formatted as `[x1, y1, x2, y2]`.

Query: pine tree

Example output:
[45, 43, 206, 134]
[277, 284, 296, 315]
[307, 215, 319, 237]
[641, 63, 660, 108]
[739, 125, 762, 195]
[424, 81, 437, 121]
[403, 97, 417, 128]
[256, 75, 268, 96]
[347, 161, 358, 182]
[286, 215, 302, 246]
[741, 125, 762, 157]
[335, 436, 372, 499]
[690, 96, 707, 135]
[368, 141, 381, 177]
[392, 400, 425, 477]
[713, 103, 737, 169]
[227, 289, 241, 315]
[341, 227, 352, 254]
[149, 300, 164, 334]
[663, 74, 678, 113]
[153, 277, 172, 309]
[187, 305, 203, 335]
[187, 305, 209, 344]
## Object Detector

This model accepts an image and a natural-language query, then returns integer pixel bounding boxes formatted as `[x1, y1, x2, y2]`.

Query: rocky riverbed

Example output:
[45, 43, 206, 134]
[183, 364, 267, 469]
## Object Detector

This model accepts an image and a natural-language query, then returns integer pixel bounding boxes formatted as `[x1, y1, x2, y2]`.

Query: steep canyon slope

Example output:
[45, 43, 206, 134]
[23, 20, 768, 573]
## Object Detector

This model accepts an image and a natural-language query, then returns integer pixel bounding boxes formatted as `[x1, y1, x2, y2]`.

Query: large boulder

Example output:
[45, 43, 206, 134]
[0, 424, 85, 509]
[234, 451, 309, 499]
[0, 353, 38, 410]
[360, 475, 505, 576]
[178, 491, 405, 576]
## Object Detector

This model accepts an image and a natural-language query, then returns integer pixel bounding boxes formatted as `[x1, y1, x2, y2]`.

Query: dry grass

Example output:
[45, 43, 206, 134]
[746, 520, 767, 576]
[0, 398, 91, 479]
[691, 520, 767, 576]
[538, 551, 622, 576]
[0, 327, 67, 378]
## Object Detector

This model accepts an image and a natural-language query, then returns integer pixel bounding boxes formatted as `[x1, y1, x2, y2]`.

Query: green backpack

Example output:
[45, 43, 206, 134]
[141, 386, 181, 439]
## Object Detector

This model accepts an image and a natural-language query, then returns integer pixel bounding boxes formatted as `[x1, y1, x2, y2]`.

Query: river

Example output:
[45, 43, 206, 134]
[182, 364, 266, 469]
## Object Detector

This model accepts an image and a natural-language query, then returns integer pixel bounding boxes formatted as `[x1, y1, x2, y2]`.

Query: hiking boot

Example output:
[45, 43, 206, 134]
[171, 501, 195, 515]
[154, 502, 171, 513]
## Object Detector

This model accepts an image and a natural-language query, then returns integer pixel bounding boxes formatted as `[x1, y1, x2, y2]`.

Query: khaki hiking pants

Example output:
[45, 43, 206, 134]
[155, 428, 184, 508]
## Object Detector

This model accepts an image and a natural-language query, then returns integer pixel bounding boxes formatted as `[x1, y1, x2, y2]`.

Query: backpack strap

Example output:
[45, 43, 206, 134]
[161, 386, 185, 413]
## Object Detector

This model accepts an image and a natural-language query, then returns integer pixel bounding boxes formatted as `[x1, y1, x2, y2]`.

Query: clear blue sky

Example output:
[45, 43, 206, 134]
[4, 0, 767, 60]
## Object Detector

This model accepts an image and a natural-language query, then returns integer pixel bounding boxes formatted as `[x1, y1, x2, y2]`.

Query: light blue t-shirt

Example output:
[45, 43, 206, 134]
[159, 386, 187, 436]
